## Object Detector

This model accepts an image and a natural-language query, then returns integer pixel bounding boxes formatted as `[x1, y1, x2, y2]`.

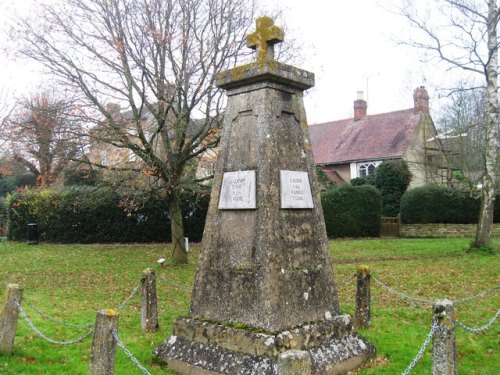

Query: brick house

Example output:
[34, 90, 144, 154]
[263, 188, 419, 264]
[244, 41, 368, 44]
[309, 87, 448, 188]
[87, 104, 220, 181]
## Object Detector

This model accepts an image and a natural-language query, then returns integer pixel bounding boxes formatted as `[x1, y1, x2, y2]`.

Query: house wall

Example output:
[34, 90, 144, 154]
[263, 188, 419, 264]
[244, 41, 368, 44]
[335, 164, 352, 183]
[321, 163, 351, 185]
[403, 115, 447, 189]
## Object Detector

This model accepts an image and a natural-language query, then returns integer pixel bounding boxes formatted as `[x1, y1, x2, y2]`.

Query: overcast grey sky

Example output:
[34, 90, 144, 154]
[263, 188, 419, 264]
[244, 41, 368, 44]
[0, 0, 466, 124]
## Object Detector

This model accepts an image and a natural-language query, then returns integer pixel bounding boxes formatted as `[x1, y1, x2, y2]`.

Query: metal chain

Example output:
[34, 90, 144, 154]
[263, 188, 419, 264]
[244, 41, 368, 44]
[401, 322, 438, 375]
[112, 330, 153, 375]
[16, 300, 94, 346]
[115, 284, 141, 311]
[158, 275, 191, 292]
[337, 274, 356, 287]
[371, 276, 435, 305]
[455, 308, 500, 334]
[454, 286, 500, 305]
[23, 298, 93, 328]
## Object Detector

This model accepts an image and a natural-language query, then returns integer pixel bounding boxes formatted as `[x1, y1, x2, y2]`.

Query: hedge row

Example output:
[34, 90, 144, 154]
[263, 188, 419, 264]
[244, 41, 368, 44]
[321, 185, 381, 238]
[5, 184, 382, 242]
[400, 185, 500, 224]
[6, 186, 209, 243]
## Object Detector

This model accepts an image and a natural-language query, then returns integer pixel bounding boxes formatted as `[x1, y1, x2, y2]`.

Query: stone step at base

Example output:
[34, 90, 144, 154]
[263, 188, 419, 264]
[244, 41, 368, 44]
[154, 316, 375, 375]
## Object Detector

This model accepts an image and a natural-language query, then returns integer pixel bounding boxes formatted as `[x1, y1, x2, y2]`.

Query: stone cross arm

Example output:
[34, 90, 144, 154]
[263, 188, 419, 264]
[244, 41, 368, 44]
[246, 16, 284, 63]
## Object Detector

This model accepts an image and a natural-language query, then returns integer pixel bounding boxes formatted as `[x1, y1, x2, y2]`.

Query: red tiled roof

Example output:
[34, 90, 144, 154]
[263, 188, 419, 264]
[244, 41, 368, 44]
[309, 108, 422, 164]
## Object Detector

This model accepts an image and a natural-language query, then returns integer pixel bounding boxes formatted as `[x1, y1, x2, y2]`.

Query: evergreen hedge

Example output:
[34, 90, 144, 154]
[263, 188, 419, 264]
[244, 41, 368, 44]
[400, 185, 500, 224]
[321, 185, 381, 238]
[6, 184, 386, 242]
[351, 160, 411, 216]
[6, 186, 209, 243]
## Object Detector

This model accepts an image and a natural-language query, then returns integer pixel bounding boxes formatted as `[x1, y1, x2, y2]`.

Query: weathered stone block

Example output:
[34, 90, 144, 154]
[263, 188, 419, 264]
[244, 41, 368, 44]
[155, 17, 375, 374]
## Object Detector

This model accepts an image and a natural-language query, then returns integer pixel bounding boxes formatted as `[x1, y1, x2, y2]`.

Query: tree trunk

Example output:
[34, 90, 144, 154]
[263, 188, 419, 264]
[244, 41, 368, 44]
[170, 196, 187, 263]
[475, 0, 498, 249]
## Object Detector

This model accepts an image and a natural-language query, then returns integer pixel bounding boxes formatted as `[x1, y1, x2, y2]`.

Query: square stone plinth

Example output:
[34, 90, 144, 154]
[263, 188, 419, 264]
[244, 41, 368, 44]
[154, 315, 375, 374]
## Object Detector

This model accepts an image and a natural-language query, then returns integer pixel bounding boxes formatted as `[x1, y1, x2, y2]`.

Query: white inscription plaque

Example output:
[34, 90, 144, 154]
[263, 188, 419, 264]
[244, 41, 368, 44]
[218, 170, 257, 209]
[280, 170, 314, 209]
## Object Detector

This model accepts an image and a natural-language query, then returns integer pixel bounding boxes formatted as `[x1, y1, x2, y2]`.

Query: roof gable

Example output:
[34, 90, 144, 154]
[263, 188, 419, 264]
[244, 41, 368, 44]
[309, 108, 423, 164]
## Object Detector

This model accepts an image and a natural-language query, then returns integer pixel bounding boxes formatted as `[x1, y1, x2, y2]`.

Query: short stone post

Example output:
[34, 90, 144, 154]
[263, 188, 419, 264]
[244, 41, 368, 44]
[354, 265, 370, 328]
[277, 350, 312, 375]
[88, 309, 119, 375]
[141, 268, 159, 333]
[0, 284, 23, 354]
[432, 299, 457, 375]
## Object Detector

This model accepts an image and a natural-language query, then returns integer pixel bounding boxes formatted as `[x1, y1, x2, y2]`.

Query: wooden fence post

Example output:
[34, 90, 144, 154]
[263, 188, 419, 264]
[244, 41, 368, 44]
[277, 350, 312, 375]
[0, 284, 23, 354]
[88, 309, 119, 375]
[354, 265, 371, 328]
[141, 268, 159, 333]
[432, 299, 457, 375]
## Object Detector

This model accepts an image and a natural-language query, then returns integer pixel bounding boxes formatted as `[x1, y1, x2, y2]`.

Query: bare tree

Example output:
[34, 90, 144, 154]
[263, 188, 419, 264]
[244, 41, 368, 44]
[10, 0, 266, 262]
[437, 84, 489, 190]
[0, 88, 14, 152]
[398, 0, 498, 248]
[2, 92, 82, 186]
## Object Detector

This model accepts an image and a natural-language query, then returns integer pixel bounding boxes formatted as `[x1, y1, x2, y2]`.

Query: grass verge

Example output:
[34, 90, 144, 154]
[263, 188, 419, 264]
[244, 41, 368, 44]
[0, 237, 498, 374]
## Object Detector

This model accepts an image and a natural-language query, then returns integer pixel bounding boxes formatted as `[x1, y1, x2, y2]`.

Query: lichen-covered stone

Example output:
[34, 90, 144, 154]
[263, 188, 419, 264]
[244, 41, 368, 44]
[155, 17, 375, 374]
[155, 323, 375, 375]
[277, 350, 312, 375]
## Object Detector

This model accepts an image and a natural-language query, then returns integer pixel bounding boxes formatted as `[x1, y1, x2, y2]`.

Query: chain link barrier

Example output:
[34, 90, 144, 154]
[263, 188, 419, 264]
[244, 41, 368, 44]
[454, 286, 500, 305]
[23, 298, 94, 328]
[112, 330, 153, 375]
[455, 308, 500, 334]
[372, 275, 498, 306]
[158, 275, 191, 292]
[401, 322, 438, 375]
[337, 274, 356, 287]
[371, 276, 435, 305]
[20, 283, 140, 331]
[115, 284, 141, 311]
[15, 300, 94, 346]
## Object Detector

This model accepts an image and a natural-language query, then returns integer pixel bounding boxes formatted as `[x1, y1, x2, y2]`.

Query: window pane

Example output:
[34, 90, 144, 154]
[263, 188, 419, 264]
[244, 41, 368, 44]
[368, 164, 375, 175]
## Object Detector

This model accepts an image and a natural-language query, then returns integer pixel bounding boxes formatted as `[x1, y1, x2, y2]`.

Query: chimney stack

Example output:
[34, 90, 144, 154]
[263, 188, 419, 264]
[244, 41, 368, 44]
[353, 91, 367, 121]
[413, 86, 429, 114]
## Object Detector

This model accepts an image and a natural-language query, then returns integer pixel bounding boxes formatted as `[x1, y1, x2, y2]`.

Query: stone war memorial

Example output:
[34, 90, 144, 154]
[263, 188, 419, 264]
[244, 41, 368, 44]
[155, 17, 375, 374]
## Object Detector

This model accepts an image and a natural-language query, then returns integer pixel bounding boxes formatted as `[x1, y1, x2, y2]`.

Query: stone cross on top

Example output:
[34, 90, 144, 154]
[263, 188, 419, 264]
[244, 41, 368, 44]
[246, 16, 284, 64]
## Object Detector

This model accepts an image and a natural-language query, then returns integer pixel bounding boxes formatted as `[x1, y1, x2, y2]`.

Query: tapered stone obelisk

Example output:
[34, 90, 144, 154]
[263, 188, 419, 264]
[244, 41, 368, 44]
[155, 17, 375, 374]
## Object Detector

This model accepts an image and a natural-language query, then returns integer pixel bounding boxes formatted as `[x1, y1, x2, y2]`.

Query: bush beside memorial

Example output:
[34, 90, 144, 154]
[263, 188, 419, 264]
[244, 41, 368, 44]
[400, 185, 500, 224]
[5, 186, 208, 243]
[321, 185, 381, 238]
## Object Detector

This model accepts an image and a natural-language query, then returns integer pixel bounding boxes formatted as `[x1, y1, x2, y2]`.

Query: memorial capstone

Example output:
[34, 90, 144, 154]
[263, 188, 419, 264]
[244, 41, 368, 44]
[155, 16, 375, 374]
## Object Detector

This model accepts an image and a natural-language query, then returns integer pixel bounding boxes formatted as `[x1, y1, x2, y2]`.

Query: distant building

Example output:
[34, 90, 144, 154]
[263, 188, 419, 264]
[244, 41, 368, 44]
[309, 87, 448, 188]
[87, 103, 219, 183]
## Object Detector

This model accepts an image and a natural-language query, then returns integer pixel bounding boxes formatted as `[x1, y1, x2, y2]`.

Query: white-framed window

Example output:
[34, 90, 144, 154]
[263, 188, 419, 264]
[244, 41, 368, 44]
[351, 161, 382, 179]
[358, 162, 377, 178]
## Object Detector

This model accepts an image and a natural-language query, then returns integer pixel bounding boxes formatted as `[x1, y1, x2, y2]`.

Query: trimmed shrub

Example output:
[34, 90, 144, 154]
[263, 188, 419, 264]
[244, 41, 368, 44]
[350, 160, 411, 216]
[321, 185, 381, 238]
[6, 186, 209, 243]
[400, 185, 500, 224]
[374, 160, 412, 216]
[350, 175, 375, 187]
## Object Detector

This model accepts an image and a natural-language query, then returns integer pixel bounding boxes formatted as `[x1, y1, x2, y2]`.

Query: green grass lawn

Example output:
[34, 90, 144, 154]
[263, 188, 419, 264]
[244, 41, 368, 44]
[0, 238, 498, 374]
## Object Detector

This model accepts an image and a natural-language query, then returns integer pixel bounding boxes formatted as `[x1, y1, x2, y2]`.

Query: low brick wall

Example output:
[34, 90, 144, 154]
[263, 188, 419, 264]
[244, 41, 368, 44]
[400, 223, 500, 238]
